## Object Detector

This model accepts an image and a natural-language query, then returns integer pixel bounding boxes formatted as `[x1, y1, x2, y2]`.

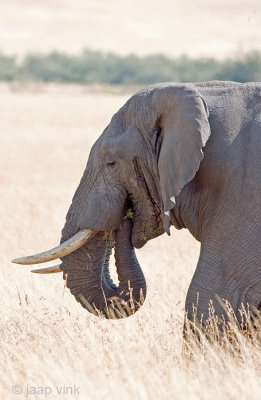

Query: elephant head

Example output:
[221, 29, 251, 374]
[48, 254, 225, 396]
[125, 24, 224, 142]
[13, 83, 210, 319]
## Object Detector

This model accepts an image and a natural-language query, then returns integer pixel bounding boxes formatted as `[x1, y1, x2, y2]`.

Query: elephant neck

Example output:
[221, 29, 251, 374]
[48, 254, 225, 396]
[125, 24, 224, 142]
[172, 181, 217, 243]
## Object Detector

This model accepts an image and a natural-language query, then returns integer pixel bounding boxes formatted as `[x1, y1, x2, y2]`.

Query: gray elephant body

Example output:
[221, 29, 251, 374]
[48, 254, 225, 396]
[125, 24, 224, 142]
[59, 80, 261, 323]
[177, 82, 261, 321]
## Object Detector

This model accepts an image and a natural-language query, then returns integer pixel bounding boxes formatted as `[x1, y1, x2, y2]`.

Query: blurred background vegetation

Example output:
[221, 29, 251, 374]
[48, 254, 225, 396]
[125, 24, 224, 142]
[0, 49, 260, 85]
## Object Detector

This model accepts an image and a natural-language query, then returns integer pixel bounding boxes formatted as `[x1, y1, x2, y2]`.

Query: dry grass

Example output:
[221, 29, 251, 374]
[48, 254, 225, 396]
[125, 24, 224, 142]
[1, 83, 261, 399]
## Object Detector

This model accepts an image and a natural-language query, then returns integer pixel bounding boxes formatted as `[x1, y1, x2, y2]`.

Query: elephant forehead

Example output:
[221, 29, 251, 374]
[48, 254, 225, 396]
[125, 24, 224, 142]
[100, 136, 116, 153]
[101, 128, 142, 155]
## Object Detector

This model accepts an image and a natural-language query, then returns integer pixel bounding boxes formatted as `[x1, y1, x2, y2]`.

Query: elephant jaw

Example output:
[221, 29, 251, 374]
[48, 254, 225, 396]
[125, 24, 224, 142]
[131, 202, 165, 249]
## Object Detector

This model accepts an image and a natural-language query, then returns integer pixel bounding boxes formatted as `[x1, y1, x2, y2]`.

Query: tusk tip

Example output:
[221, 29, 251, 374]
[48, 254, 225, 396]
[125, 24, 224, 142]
[31, 265, 62, 274]
[12, 258, 24, 264]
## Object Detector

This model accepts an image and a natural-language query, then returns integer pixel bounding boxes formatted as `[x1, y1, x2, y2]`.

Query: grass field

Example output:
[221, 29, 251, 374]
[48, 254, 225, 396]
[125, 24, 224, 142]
[1, 83, 261, 399]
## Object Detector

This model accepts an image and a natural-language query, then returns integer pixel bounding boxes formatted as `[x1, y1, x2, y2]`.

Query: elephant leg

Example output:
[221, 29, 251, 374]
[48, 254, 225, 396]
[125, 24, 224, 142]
[185, 259, 228, 326]
[185, 241, 261, 327]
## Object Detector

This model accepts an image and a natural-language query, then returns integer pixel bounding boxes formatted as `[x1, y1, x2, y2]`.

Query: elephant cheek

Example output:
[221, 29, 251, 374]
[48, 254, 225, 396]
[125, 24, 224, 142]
[78, 193, 125, 232]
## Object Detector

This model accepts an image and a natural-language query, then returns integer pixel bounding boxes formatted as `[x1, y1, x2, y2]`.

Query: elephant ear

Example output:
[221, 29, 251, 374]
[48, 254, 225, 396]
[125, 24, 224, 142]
[151, 84, 210, 233]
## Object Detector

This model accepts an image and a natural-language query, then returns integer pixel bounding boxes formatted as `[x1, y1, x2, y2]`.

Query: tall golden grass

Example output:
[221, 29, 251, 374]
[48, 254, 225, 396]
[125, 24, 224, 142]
[1, 83, 260, 399]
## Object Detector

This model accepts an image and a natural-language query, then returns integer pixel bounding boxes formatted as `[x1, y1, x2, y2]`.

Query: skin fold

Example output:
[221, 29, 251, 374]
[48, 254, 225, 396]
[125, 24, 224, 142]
[60, 80, 261, 324]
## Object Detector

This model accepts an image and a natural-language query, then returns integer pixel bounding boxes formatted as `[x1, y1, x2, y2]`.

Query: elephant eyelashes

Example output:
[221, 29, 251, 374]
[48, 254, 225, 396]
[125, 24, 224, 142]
[106, 161, 116, 167]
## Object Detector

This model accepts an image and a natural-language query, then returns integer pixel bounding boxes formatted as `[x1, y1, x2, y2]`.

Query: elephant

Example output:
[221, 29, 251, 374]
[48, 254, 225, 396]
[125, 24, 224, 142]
[13, 80, 261, 325]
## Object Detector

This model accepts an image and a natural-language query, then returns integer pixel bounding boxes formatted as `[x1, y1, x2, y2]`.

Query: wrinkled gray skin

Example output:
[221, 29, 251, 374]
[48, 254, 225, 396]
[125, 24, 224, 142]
[61, 81, 261, 323]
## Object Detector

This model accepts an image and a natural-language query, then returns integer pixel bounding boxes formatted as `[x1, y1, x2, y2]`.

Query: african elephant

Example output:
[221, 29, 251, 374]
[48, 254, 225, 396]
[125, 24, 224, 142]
[13, 81, 261, 324]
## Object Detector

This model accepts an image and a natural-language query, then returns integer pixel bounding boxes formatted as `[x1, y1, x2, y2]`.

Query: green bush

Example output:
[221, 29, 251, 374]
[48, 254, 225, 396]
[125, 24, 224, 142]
[0, 49, 260, 85]
[216, 52, 261, 82]
[0, 53, 17, 81]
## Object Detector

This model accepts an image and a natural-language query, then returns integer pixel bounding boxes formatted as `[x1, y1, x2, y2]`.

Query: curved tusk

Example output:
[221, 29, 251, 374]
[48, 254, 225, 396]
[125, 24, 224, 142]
[12, 228, 95, 265]
[31, 264, 62, 274]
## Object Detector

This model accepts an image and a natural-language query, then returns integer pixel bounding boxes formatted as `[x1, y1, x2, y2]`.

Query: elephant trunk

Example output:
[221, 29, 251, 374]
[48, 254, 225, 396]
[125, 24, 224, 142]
[60, 218, 146, 319]
[115, 219, 147, 307]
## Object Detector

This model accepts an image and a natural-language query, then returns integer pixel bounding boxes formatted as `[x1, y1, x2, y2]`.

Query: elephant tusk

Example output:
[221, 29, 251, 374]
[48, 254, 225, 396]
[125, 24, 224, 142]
[31, 264, 62, 274]
[12, 228, 95, 265]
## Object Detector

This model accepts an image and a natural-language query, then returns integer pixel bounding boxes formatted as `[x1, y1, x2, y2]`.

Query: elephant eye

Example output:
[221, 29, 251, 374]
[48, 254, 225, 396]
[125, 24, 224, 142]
[106, 161, 116, 167]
